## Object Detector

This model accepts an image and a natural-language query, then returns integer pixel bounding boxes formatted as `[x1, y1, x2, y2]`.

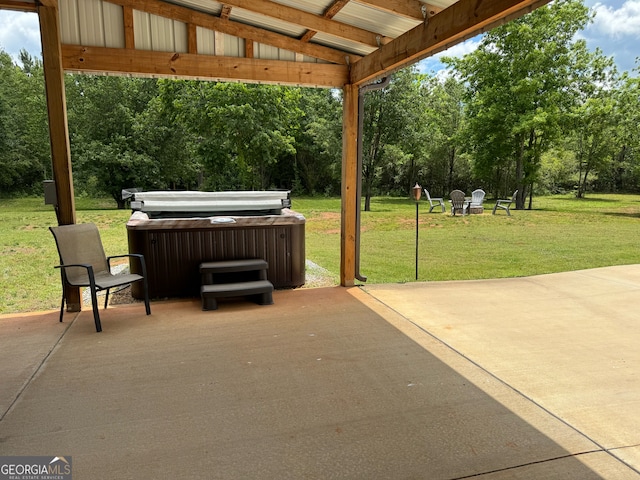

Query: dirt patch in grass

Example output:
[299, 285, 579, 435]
[2, 246, 39, 255]
[318, 212, 340, 220]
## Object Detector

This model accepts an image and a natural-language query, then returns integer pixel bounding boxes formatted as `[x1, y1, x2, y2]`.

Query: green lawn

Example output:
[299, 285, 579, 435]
[2, 194, 640, 314]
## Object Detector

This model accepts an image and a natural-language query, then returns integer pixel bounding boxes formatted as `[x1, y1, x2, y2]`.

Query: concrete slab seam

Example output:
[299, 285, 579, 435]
[0, 312, 77, 423]
[358, 287, 640, 477]
[450, 450, 605, 479]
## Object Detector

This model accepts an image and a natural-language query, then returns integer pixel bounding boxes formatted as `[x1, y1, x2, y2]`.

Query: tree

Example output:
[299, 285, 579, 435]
[568, 50, 619, 198]
[292, 88, 342, 195]
[168, 82, 302, 191]
[610, 71, 640, 192]
[361, 68, 425, 210]
[65, 74, 162, 207]
[0, 49, 50, 194]
[420, 74, 467, 196]
[445, 0, 594, 208]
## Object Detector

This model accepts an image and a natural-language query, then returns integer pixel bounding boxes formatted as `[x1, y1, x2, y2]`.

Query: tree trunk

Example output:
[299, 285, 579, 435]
[447, 146, 456, 194]
[113, 193, 126, 209]
[515, 134, 525, 210]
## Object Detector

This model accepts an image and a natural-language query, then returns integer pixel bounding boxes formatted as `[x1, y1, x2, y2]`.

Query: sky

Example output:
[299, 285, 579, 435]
[418, 0, 640, 75]
[1, 0, 639, 74]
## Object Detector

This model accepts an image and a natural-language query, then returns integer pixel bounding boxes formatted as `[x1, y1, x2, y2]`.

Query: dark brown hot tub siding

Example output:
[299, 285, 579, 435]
[127, 222, 305, 299]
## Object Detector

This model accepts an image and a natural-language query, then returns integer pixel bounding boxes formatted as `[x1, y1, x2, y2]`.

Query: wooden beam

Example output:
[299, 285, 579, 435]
[340, 83, 358, 287]
[38, 2, 81, 311]
[422, 3, 444, 18]
[300, 0, 349, 43]
[357, 0, 426, 20]
[123, 5, 135, 49]
[219, 0, 387, 48]
[187, 22, 197, 54]
[0, 0, 37, 11]
[351, 0, 552, 85]
[244, 39, 254, 58]
[40, 6, 75, 226]
[105, 0, 360, 65]
[61, 45, 349, 88]
[220, 4, 232, 20]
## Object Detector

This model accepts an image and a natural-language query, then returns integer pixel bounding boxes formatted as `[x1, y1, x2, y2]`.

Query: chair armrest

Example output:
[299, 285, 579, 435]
[55, 263, 97, 287]
[107, 253, 142, 261]
[55, 263, 92, 270]
[107, 254, 148, 277]
[107, 253, 144, 267]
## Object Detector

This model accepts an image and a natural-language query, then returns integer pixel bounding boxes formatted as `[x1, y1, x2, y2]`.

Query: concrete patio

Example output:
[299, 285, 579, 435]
[1, 265, 640, 479]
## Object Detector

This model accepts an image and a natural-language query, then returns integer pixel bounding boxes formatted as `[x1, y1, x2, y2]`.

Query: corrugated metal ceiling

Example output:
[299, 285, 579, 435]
[58, 0, 454, 62]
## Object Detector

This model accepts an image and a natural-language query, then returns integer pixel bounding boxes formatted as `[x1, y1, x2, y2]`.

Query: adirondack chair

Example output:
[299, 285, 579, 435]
[423, 188, 445, 213]
[492, 190, 518, 216]
[470, 189, 485, 208]
[450, 190, 469, 216]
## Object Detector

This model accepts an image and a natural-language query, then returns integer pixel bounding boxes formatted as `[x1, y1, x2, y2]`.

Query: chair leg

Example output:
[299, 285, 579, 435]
[89, 287, 102, 333]
[139, 257, 151, 316]
[143, 278, 151, 316]
[59, 293, 65, 323]
[104, 289, 110, 309]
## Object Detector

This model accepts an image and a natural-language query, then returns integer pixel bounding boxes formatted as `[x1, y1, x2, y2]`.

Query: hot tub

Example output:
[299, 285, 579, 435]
[126, 191, 305, 299]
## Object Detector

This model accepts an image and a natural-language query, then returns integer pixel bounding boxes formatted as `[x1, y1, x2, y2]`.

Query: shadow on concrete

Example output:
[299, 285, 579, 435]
[1, 285, 624, 479]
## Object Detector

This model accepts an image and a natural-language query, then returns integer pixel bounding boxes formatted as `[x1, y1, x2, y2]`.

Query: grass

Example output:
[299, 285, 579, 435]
[2, 193, 640, 314]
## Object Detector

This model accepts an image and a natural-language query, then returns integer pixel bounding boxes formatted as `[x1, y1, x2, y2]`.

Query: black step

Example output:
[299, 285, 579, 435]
[201, 280, 273, 311]
[200, 259, 268, 274]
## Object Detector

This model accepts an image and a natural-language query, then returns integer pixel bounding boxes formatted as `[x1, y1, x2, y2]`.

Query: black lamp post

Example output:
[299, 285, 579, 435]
[412, 183, 421, 280]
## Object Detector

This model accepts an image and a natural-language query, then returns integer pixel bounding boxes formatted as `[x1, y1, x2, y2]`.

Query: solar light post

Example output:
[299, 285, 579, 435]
[412, 183, 421, 280]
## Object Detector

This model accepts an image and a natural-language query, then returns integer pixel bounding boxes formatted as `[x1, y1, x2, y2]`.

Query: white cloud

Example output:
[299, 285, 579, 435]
[416, 37, 482, 75]
[590, 0, 640, 37]
[433, 37, 482, 60]
[581, 0, 640, 72]
[0, 10, 42, 63]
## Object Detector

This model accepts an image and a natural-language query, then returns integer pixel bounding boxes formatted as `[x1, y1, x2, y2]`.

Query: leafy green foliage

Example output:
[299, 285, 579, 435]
[444, 0, 598, 205]
[0, 50, 50, 194]
[2, 0, 640, 207]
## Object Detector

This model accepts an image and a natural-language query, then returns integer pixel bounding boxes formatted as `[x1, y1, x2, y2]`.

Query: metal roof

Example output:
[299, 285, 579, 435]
[1, 0, 551, 87]
[56, 0, 436, 59]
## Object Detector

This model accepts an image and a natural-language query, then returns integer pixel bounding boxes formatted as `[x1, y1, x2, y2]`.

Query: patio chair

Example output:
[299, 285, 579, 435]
[423, 188, 445, 213]
[492, 190, 518, 216]
[470, 189, 485, 208]
[49, 223, 151, 332]
[450, 190, 469, 216]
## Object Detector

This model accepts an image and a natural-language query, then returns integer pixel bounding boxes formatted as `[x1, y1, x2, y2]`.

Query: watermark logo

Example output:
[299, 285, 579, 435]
[0, 456, 72, 480]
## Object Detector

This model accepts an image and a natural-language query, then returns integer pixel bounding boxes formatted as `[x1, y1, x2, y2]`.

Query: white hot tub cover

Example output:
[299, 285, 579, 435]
[124, 190, 292, 218]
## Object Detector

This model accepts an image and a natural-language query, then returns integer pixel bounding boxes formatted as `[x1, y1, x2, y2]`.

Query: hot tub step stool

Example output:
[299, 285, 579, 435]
[200, 259, 273, 311]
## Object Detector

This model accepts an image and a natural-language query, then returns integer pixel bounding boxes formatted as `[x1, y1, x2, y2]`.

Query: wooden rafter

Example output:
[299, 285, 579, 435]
[61, 45, 349, 88]
[351, 0, 552, 85]
[0, 0, 37, 11]
[300, 0, 350, 44]
[207, 0, 389, 48]
[357, 0, 427, 20]
[105, 0, 360, 65]
[123, 5, 135, 49]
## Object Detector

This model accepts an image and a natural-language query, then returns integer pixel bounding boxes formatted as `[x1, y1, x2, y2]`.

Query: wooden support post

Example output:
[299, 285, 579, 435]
[123, 5, 135, 49]
[340, 83, 358, 287]
[39, 2, 81, 311]
[188, 23, 198, 54]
